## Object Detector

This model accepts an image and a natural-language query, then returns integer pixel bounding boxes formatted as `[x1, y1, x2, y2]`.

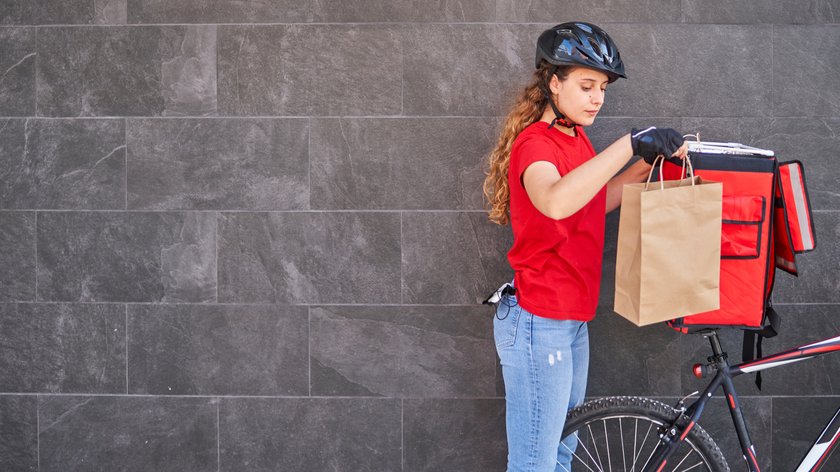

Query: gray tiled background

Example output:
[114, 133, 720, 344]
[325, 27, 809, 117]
[1, 1, 838, 470]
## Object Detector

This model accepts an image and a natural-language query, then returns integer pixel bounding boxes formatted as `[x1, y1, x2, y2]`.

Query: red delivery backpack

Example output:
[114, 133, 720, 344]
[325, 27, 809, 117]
[659, 141, 816, 336]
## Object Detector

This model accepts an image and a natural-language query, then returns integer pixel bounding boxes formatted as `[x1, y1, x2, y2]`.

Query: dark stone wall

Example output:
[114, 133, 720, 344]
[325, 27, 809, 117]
[1, 1, 838, 470]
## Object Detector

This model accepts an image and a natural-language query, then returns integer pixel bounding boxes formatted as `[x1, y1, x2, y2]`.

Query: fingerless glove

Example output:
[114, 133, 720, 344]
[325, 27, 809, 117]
[631, 127, 685, 164]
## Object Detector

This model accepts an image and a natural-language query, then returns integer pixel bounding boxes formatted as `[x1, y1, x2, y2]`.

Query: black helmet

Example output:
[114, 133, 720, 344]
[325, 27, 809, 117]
[535, 22, 626, 82]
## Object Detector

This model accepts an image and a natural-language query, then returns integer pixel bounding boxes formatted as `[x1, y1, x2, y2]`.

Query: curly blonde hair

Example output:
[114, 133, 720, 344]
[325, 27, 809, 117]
[483, 63, 572, 225]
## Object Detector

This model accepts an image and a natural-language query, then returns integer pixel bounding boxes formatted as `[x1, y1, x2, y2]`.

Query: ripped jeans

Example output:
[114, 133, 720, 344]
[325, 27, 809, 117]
[493, 292, 589, 472]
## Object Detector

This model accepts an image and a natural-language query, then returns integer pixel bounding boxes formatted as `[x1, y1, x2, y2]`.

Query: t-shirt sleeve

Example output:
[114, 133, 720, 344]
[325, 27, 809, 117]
[512, 135, 562, 186]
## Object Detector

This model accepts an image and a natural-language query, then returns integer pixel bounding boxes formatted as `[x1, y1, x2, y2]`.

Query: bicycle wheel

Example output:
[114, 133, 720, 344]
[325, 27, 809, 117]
[560, 396, 729, 472]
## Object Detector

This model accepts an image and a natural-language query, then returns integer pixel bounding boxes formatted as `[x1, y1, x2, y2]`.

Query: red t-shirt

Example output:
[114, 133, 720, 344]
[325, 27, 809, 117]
[507, 121, 606, 321]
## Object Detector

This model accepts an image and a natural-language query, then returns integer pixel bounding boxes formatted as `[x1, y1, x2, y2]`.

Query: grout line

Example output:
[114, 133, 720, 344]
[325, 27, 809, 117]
[0, 300, 515, 307]
[6, 20, 814, 27]
[6, 299, 839, 308]
[308, 305, 311, 397]
[400, 212, 404, 305]
[125, 304, 129, 394]
[34, 211, 38, 301]
[0, 209, 493, 214]
[770, 23, 775, 118]
[7, 114, 840, 120]
[217, 400, 221, 472]
[124, 118, 128, 210]
[36, 394, 40, 471]
[307, 117, 312, 210]
[215, 212, 219, 303]
[401, 398, 405, 472]
[0, 392, 514, 399]
[33, 27, 38, 116]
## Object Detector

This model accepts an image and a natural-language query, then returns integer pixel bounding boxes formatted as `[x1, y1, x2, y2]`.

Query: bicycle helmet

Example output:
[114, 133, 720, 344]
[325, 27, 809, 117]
[535, 22, 626, 129]
[535, 21, 626, 81]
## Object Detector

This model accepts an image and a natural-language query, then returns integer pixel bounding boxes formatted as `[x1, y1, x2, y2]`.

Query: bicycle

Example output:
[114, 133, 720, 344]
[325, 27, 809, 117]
[559, 329, 840, 472]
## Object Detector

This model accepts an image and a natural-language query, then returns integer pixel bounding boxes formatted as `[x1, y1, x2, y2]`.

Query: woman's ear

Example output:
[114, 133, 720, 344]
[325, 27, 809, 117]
[549, 74, 562, 95]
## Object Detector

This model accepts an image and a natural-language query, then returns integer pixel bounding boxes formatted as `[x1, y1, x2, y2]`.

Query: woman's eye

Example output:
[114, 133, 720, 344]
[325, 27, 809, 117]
[582, 87, 592, 92]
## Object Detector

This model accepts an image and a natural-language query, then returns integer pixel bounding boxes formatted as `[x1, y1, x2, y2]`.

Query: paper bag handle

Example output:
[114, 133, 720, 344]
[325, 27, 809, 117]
[644, 153, 696, 191]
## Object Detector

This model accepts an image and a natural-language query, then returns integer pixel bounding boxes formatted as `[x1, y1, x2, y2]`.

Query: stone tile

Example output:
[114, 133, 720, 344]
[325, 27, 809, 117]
[220, 397, 401, 471]
[585, 117, 688, 153]
[773, 212, 840, 303]
[311, 305, 495, 397]
[402, 212, 513, 304]
[127, 0, 310, 23]
[128, 304, 308, 395]
[687, 395, 772, 471]
[310, 118, 494, 210]
[39, 396, 217, 472]
[683, 0, 823, 24]
[314, 0, 494, 22]
[599, 25, 772, 118]
[127, 118, 308, 210]
[739, 118, 840, 211]
[743, 305, 840, 396]
[0, 0, 125, 24]
[0, 28, 35, 116]
[0, 395, 37, 471]
[773, 396, 840, 471]
[0, 303, 125, 393]
[681, 117, 743, 143]
[681, 307, 840, 398]
[0, 212, 35, 301]
[218, 212, 401, 304]
[94, 0, 128, 24]
[218, 25, 401, 116]
[0, 1, 33, 24]
[680, 329, 764, 398]
[37, 212, 216, 302]
[598, 210, 619, 307]
[31, 0, 97, 24]
[0, 119, 125, 209]
[587, 307, 682, 397]
[403, 399, 506, 472]
[774, 26, 840, 117]
[402, 24, 541, 116]
[496, 1, 680, 22]
[37, 26, 216, 117]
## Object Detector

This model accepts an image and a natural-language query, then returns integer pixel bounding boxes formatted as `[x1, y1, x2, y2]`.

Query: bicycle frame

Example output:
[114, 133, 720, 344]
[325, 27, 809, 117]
[642, 331, 840, 472]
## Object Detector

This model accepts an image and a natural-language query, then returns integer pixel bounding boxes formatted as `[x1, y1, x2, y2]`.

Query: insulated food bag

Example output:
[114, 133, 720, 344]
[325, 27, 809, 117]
[660, 141, 816, 332]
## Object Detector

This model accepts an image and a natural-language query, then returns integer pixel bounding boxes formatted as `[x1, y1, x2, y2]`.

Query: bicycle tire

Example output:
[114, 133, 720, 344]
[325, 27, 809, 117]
[560, 396, 730, 472]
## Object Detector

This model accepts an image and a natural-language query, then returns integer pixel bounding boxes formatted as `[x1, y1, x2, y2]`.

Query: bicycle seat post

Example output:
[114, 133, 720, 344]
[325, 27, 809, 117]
[707, 330, 724, 357]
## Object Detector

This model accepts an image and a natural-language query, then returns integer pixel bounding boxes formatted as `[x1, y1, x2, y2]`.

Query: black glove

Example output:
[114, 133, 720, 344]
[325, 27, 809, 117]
[631, 127, 685, 164]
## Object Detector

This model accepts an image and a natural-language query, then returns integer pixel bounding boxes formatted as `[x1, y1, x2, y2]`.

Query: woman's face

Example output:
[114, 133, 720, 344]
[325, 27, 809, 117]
[550, 67, 610, 126]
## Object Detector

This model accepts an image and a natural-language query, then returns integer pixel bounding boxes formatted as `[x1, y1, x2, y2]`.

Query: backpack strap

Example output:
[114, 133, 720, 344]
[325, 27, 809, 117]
[742, 305, 781, 389]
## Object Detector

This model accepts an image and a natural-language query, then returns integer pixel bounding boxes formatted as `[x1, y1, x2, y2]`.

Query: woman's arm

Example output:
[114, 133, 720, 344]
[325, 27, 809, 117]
[523, 134, 633, 220]
[605, 159, 652, 213]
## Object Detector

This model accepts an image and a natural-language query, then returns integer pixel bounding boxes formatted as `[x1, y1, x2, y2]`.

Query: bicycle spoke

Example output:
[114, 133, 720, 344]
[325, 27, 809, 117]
[563, 437, 603, 472]
[672, 449, 705, 472]
[602, 419, 612, 472]
[638, 424, 661, 472]
[619, 418, 627, 472]
[589, 424, 606, 472]
[632, 419, 638, 472]
[630, 421, 654, 472]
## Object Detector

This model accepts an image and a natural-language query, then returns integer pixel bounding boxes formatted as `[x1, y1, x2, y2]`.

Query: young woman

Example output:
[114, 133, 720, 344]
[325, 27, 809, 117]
[483, 22, 688, 471]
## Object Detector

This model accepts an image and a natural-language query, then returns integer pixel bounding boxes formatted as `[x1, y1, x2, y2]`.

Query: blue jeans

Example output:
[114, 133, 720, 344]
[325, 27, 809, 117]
[493, 293, 589, 472]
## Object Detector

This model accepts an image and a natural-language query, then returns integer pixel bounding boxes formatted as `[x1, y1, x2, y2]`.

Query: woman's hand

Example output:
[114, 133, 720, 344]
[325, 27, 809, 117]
[630, 127, 685, 164]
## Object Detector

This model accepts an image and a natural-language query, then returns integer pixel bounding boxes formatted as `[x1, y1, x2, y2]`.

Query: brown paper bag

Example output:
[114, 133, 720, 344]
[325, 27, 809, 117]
[614, 158, 723, 326]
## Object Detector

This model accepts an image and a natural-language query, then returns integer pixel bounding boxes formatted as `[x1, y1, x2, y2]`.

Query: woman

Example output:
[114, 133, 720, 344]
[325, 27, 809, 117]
[483, 22, 688, 471]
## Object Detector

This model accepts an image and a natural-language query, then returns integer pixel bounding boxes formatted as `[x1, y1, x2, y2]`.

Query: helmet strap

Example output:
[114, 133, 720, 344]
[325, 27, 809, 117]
[542, 67, 578, 130]
[546, 99, 577, 129]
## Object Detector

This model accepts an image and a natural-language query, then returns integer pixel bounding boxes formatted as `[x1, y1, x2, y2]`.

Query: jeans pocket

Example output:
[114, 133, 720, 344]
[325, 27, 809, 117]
[493, 298, 521, 349]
